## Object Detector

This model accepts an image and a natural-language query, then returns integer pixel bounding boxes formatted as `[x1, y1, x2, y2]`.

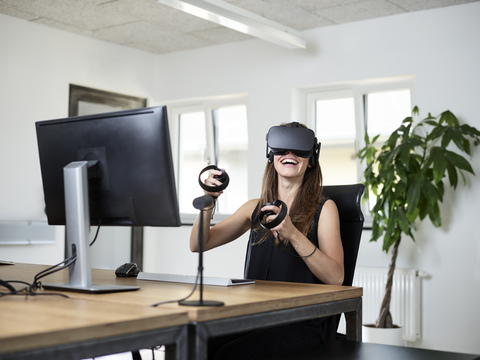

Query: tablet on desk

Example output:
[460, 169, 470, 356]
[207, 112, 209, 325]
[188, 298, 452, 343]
[137, 272, 255, 287]
[0, 260, 15, 265]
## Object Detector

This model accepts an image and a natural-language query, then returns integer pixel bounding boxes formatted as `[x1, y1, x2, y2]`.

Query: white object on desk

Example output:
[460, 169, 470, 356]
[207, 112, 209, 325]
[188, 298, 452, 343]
[137, 272, 254, 287]
[0, 259, 15, 265]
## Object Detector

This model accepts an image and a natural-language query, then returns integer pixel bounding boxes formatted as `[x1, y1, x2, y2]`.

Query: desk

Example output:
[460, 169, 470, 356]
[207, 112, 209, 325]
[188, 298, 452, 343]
[0, 296, 188, 360]
[1, 264, 363, 360]
[1, 264, 188, 360]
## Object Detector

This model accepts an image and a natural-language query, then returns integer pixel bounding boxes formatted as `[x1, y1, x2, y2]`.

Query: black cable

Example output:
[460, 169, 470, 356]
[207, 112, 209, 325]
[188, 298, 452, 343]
[33, 253, 77, 288]
[0, 279, 70, 298]
[89, 219, 102, 247]
[35, 220, 99, 287]
[0, 289, 70, 298]
[150, 270, 201, 307]
[0, 254, 78, 299]
[0, 279, 17, 293]
[1, 222, 102, 300]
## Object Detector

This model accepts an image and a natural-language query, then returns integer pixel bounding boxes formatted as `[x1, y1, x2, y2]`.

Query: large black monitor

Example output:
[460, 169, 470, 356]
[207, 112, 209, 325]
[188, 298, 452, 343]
[36, 106, 181, 293]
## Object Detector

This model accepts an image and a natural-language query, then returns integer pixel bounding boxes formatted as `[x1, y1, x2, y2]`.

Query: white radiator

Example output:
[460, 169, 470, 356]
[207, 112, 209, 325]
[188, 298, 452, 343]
[352, 266, 424, 342]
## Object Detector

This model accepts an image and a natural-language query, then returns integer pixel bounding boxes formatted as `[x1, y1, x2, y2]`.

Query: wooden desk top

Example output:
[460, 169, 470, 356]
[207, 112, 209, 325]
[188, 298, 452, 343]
[0, 294, 188, 355]
[1, 263, 362, 323]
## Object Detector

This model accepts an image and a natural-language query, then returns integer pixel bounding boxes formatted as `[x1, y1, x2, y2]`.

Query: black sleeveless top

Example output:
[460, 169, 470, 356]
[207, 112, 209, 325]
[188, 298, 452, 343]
[243, 198, 338, 341]
[244, 199, 326, 282]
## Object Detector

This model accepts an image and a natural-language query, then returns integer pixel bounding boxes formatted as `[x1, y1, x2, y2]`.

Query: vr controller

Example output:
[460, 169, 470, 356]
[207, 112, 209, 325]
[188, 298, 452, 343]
[258, 200, 288, 230]
[266, 122, 321, 167]
[198, 165, 229, 196]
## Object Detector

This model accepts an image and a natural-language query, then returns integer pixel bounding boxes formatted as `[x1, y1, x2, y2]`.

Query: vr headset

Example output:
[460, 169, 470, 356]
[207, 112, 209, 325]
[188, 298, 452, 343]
[266, 122, 321, 167]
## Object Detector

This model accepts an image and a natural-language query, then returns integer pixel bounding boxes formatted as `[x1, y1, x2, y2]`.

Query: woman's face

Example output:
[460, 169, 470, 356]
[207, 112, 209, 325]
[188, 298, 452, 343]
[273, 151, 310, 180]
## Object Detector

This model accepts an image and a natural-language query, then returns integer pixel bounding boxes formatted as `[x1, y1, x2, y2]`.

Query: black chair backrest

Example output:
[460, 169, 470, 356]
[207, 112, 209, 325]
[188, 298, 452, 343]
[322, 184, 365, 334]
[322, 184, 365, 287]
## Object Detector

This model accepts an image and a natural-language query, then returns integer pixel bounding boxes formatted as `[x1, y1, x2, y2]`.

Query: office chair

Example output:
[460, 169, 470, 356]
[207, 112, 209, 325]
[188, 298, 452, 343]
[322, 184, 365, 288]
[261, 184, 365, 360]
[322, 184, 365, 335]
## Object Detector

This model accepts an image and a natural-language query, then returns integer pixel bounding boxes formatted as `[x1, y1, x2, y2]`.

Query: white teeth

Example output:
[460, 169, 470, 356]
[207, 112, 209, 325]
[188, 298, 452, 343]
[281, 159, 298, 165]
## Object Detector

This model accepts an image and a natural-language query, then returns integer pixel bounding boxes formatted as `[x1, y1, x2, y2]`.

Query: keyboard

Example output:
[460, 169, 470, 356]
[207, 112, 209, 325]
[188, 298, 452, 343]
[137, 272, 255, 287]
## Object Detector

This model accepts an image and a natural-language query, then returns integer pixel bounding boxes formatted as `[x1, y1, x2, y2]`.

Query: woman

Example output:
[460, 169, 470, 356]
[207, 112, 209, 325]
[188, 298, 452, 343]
[190, 122, 344, 359]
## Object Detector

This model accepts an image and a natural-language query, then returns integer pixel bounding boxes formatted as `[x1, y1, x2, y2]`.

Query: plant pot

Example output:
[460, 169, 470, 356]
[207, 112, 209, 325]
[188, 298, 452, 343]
[362, 324, 403, 346]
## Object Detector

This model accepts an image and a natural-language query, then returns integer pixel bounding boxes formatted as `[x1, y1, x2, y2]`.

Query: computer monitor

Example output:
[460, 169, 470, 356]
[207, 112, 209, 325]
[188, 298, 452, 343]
[36, 106, 181, 293]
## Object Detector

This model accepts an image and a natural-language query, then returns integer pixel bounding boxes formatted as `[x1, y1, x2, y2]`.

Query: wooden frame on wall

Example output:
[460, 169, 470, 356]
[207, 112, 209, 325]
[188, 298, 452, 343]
[68, 84, 148, 267]
[69, 84, 147, 117]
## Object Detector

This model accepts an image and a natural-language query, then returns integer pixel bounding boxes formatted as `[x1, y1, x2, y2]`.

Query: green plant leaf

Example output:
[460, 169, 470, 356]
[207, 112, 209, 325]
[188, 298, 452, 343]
[382, 229, 397, 252]
[428, 202, 442, 227]
[406, 180, 421, 214]
[449, 127, 470, 153]
[427, 124, 446, 142]
[440, 127, 454, 149]
[439, 110, 460, 126]
[460, 124, 480, 138]
[406, 205, 420, 223]
[422, 181, 440, 205]
[358, 107, 479, 258]
[395, 207, 410, 234]
[371, 219, 383, 243]
[424, 120, 438, 127]
[429, 148, 447, 184]
[462, 137, 472, 156]
[418, 197, 429, 220]
[445, 150, 474, 173]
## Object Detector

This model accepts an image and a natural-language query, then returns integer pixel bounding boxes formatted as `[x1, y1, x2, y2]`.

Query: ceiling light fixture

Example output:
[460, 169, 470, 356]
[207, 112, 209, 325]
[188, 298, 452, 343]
[155, 0, 306, 49]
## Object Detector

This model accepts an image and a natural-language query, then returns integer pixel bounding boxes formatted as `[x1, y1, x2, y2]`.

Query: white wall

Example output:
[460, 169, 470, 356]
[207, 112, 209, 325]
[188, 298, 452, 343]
[0, 13, 157, 266]
[1, 2, 479, 355]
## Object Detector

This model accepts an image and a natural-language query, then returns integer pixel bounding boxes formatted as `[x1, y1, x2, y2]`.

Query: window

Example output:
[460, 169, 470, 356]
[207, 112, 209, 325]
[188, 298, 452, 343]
[312, 92, 357, 185]
[303, 76, 414, 222]
[169, 97, 249, 223]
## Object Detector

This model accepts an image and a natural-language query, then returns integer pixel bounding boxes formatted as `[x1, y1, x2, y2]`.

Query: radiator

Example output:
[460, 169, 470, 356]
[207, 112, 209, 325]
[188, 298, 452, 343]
[352, 266, 424, 342]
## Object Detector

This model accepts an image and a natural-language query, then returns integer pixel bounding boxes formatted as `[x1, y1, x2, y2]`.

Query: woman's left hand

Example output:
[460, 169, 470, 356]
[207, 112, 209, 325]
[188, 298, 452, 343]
[260, 203, 298, 245]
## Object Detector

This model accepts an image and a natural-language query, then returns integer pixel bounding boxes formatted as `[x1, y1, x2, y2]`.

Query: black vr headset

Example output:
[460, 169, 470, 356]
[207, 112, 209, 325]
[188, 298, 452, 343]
[266, 122, 321, 167]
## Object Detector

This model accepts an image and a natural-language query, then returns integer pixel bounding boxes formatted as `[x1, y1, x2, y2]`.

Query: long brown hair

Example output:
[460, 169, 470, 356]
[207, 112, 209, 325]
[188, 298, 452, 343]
[254, 122, 324, 244]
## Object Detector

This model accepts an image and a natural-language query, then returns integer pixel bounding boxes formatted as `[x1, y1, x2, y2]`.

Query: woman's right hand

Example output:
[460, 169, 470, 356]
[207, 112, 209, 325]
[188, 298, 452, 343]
[203, 168, 226, 198]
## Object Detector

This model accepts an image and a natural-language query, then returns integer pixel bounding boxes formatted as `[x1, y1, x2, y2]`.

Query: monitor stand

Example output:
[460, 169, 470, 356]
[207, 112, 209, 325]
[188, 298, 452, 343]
[43, 161, 139, 294]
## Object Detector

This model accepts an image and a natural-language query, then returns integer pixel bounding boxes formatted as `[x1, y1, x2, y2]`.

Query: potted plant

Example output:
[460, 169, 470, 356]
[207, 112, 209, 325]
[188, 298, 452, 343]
[357, 106, 480, 341]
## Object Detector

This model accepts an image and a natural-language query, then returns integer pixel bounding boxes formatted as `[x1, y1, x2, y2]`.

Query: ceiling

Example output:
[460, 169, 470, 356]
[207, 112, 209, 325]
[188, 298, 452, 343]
[1, 0, 478, 54]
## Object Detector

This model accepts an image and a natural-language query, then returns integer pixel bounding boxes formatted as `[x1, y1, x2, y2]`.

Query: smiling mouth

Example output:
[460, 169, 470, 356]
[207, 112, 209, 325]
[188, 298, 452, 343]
[281, 158, 298, 165]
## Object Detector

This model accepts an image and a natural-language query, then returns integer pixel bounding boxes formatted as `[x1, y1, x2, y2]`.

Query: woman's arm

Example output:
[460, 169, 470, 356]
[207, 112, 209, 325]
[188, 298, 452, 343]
[190, 198, 258, 252]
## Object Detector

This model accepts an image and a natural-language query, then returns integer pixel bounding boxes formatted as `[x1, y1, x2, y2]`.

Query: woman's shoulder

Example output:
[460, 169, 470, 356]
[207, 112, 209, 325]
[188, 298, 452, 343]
[322, 197, 338, 210]
[318, 198, 340, 223]
[314, 197, 339, 222]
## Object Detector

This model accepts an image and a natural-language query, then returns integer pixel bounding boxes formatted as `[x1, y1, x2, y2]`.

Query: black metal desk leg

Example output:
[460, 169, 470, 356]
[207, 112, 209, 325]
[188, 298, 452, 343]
[345, 297, 362, 341]
[187, 322, 209, 360]
[165, 325, 189, 360]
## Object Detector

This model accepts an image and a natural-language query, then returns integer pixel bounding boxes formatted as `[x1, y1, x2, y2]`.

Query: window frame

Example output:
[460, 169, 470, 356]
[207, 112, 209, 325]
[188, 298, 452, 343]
[166, 94, 249, 225]
[301, 76, 415, 227]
